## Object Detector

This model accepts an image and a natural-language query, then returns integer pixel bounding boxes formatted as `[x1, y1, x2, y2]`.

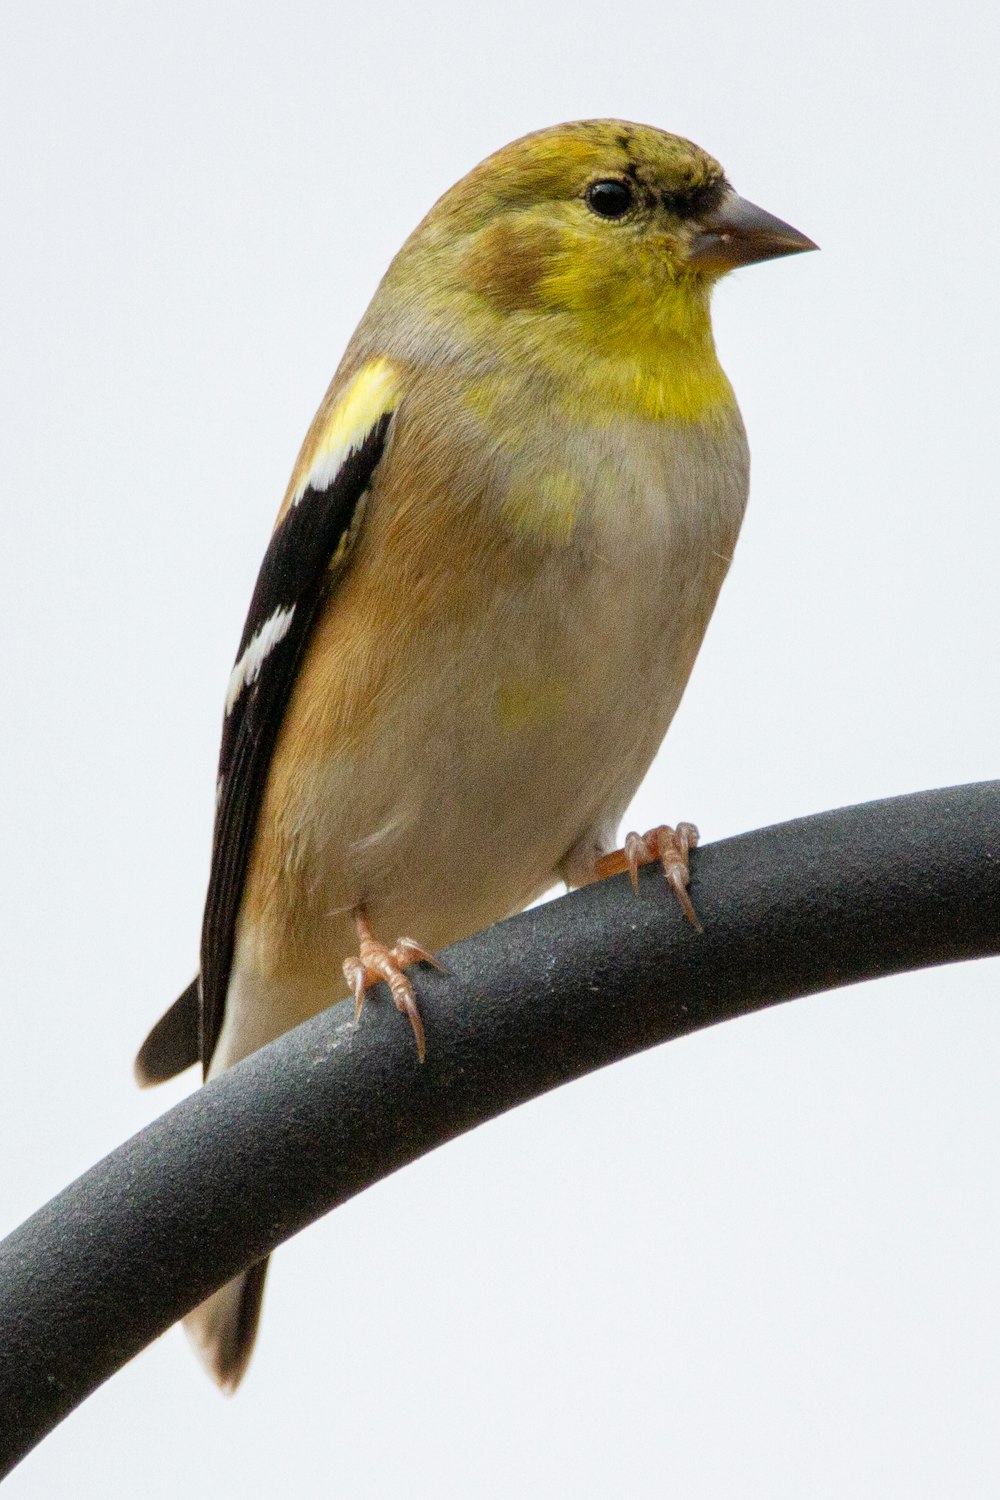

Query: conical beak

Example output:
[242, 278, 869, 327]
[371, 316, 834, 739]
[689, 189, 818, 270]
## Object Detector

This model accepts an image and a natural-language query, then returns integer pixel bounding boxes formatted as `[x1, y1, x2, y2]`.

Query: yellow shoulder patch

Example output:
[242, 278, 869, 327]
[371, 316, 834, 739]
[291, 358, 401, 505]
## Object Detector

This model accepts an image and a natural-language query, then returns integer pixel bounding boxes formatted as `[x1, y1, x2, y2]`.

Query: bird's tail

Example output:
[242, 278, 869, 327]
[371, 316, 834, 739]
[183, 1258, 270, 1393]
[134, 977, 201, 1086]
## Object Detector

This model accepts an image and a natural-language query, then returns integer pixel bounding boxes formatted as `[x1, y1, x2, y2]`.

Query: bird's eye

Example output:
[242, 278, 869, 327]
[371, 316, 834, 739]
[585, 180, 634, 219]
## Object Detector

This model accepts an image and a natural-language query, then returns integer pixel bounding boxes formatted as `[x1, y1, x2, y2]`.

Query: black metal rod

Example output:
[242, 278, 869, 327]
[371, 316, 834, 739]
[1, 782, 998, 1476]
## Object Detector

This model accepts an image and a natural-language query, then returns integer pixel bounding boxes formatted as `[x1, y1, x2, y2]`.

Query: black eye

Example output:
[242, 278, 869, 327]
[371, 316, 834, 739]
[585, 180, 634, 219]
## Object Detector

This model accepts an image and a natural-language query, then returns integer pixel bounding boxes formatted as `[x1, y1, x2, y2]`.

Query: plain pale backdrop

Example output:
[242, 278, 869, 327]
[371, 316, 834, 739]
[1, 1, 998, 1495]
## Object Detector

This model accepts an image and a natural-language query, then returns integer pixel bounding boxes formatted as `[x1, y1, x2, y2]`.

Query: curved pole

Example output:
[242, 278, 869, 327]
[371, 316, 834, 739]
[1, 782, 998, 1475]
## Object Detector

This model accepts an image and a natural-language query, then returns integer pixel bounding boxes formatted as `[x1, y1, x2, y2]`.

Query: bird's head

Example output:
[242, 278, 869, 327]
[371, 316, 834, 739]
[382, 120, 815, 419]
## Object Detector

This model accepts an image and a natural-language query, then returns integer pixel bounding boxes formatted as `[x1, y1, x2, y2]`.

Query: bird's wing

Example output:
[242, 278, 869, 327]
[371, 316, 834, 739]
[199, 359, 401, 1074]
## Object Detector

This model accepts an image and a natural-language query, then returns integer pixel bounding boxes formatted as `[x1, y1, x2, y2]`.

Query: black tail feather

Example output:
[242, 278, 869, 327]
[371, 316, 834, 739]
[134, 977, 200, 1086]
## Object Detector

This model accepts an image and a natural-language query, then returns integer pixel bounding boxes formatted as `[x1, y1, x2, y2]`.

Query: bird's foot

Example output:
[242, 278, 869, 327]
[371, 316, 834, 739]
[343, 907, 443, 1063]
[595, 822, 702, 930]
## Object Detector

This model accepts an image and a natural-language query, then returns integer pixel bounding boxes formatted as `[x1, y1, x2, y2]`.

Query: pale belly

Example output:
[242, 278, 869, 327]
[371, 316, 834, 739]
[215, 411, 748, 1070]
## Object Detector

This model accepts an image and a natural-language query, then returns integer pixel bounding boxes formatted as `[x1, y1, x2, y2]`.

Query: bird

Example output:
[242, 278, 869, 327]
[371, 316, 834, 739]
[135, 118, 815, 1391]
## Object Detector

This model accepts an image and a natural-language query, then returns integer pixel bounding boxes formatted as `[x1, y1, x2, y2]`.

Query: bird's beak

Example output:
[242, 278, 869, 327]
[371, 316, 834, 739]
[689, 189, 818, 270]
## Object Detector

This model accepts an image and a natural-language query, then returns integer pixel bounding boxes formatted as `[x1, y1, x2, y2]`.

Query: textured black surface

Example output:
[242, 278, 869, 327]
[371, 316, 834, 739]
[201, 414, 391, 1073]
[1, 782, 998, 1475]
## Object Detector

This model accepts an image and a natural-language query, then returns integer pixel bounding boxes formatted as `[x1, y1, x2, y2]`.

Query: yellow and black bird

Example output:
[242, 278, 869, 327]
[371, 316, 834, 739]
[136, 118, 815, 1390]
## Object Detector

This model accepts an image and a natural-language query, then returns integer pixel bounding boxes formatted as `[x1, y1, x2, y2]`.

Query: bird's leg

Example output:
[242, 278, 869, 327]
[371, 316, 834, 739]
[342, 905, 444, 1063]
[595, 822, 702, 931]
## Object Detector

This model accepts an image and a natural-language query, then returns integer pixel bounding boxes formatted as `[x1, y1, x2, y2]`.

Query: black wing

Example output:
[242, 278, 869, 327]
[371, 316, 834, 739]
[199, 413, 392, 1074]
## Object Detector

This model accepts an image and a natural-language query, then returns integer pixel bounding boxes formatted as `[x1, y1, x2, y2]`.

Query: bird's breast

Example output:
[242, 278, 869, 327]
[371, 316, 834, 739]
[476, 406, 750, 850]
[238, 390, 748, 981]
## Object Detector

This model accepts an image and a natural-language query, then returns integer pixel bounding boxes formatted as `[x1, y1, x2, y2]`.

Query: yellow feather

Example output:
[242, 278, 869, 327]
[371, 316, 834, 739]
[494, 674, 569, 730]
[287, 357, 401, 508]
[501, 467, 583, 543]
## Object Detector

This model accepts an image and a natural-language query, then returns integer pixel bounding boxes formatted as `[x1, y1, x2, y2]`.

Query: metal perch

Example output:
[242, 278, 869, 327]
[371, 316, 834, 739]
[0, 782, 997, 1476]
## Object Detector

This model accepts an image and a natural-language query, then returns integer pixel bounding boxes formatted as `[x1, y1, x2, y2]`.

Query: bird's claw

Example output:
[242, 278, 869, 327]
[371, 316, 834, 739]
[391, 938, 446, 973]
[344, 914, 443, 1062]
[597, 821, 702, 930]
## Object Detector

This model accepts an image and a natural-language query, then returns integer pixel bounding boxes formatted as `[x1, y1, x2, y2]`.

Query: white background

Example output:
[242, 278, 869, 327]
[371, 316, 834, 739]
[2, 1, 998, 1494]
